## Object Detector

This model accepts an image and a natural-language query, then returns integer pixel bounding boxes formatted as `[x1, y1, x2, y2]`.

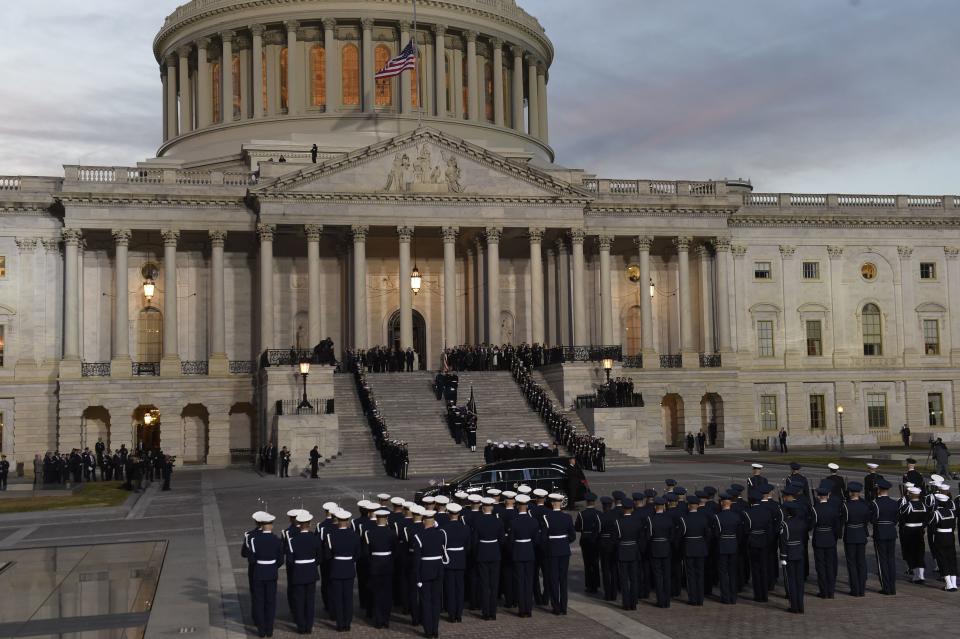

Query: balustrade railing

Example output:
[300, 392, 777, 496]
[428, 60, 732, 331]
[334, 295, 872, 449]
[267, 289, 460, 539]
[660, 354, 682, 368]
[699, 353, 722, 368]
[181, 360, 209, 375]
[64, 165, 255, 188]
[229, 360, 255, 374]
[275, 398, 335, 416]
[623, 355, 643, 369]
[0, 176, 21, 191]
[745, 192, 958, 210]
[81, 362, 111, 377]
[132, 362, 160, 376]
[544, 345, 623, 364]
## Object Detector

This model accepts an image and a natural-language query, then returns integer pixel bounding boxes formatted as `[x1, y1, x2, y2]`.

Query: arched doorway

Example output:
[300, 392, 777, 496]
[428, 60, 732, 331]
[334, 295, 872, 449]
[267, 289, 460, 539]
[622, 305, 642, 355]
[137, 307, 162, 362]
[82, 406, 111, 450]
[387, 309, 427, 369]
[133, 405, 161, 452]
[181, 404, 209, 464]
[701, 393, 725, 448]
[661, 394, 685, 447]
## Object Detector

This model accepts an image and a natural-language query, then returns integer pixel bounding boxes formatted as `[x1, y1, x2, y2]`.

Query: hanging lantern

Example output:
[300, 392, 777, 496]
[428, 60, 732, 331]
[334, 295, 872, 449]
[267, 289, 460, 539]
[649, 279, 655, 298]
[410, 265, 422, 295]
[143, 279, 156, 301]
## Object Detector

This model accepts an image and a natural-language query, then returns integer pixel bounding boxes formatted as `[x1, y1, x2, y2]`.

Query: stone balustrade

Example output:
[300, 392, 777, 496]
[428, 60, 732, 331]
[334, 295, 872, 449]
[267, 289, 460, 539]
[580, 178, 733, 198]
[59, 166, 256, 188]
[745, 192, 960, 210]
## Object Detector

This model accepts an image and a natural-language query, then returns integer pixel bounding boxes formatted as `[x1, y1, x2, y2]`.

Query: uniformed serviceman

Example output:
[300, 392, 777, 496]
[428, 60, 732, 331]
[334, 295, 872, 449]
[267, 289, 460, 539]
[405, 505, 427, 625]
[930, 493, 958, 591]
[441, 502, 471, 622]
[325, 509, 360, 632]
[842, 481, 870, 597]
[779, 502, 807, 614]
[647, 496, 675, 608]
[901, 458, 925, 496]
[824, 463, 847, 502]
[286, 510, 321, 634]
[509, 494, 541, 617]
[364, 509, 398, 629]
[710, 491, 743, 604]
[0, 454, 9, 491]
[245, 511, 283, 638]
[614, 498, 643, 610]
[747, 463, 767, 493]
[414, 510, 448, 638]
[785, 462, 810, 505]
[864, 462, 883, 502]
[575, 492, 602, 594]
[315, 502, 339, 614]
[811, 483, 841, 598]
[598, 495, 619, 601]
[282, 509, 303, 615]
[899, 486, 928, 583]
[871, 478, 899, 595]
[744, 486, 773, 602]
[680, 494, 710, 606]
[473, 496, 505, 620]
[542, 493, 576, 615]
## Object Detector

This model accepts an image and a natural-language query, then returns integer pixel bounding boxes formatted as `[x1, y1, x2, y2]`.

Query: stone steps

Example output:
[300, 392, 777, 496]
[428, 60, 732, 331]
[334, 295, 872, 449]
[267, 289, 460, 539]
[323, 374, 388, 477]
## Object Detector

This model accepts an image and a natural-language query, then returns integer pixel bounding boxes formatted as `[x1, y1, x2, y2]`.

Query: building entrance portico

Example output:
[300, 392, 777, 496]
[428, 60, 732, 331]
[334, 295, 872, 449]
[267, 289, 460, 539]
[387, 309, 426, 369]
[134, 405, 161, 451]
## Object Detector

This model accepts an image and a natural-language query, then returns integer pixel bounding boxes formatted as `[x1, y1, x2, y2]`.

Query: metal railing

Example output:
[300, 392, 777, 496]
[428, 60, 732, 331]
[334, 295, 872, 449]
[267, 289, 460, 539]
[544, 345, 623, 364]
[181, 360, 208, 375]
[275, 398, 335, 416]
[699, 353, 722, 368]
[132, 362, 160, 376]
[660, 354, 682, 368]
[623, 355, 643, 369]
[229, 360, 255, 374]
[81, 362, 111, 377]
[261, 349, 336, 367]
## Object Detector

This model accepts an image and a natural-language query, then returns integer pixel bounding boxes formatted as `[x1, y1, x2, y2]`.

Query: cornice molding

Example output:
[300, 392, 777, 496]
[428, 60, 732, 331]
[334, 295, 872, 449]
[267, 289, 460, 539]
[730, 214, 960, 229]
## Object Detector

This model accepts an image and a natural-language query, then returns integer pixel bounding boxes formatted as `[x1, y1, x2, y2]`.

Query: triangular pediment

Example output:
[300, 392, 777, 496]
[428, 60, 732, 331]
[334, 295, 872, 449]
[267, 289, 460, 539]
[253, 128, 589, 201]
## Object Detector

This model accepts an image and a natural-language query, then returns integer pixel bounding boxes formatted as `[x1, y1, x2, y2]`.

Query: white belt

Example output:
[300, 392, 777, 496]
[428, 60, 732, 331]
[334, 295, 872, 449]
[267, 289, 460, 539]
[685, 536, 703, 540]
[448, 546, 465, 551]
[257, 560, 276, 565]
[294, 559, 315, 564]
[549, 535, 567, 539]
[936, 528, 954, 533]
[334, 556, 354, 560]
[371, 551, 392, 557]
[479, 539, 499, 544]
[905, 523, 924, 528]
[422, 556, 442, 561]
[514, 539, 532, 543]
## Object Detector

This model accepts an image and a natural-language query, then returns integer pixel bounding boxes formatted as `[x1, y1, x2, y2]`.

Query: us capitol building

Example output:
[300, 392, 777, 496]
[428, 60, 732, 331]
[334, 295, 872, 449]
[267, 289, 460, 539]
[0, 0, 958, 471]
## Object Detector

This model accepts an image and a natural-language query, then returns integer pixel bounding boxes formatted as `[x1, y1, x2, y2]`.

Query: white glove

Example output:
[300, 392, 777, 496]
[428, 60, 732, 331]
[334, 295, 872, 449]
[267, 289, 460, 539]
[780, 560, 787, 566]
[417, 582, 423, 588]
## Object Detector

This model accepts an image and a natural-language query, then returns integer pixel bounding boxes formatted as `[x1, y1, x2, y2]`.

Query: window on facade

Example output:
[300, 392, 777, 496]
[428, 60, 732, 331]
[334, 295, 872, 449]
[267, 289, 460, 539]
[809, 394, 826, 429]
[445, 53, 453, 113]
[920, 262, 937, 280]
[802, 261, 820, 280]
[262, 50, 269, 112]
[410, 63, 419, 108]
[754, 261, 772, 279]
[866, 393, 887, 428]
[806, 320, 823, 356]
[311, 45, 326, 107]
[0, 325, 4, 367]
[928, 393, 945, 427]
[212, 62, 222, 122]
[625, 305, 641, 356]
[341, 44, 360, 106]
[137, 308, 163, 363]
[757, 320, 774, 357]
[924, 319, 940, 355]
[280, 47, 288, 111]
[503, 66, 512, 127]
[862, 303, 882, 356]
[375, 45, 393, 106]
[760, 395, 778, 431]
[0, 256, 5, 278]
[461, 54, 469, 119]
[232, 54, 241, 118]
[484, 60, 494, 121]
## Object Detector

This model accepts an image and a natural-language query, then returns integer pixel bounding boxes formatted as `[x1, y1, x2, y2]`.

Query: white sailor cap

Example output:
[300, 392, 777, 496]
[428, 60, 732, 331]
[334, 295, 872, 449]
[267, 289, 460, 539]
[548, 493, 564, 501]
[390, 496, 405, 506]
[421, 496, 436, 504]
[904, 482, 915, 489]
[252, 511, 275, 523]
[357, 500, 371, 509]
[422, 510, 437, 519]
[287, 509, 303, 517]
[516, 494, 531, 504]
[323, 502, 339, 512]
[866, 463, 879, 469]
[936, 493, 950, 502]
[827, 463, 840, 470]
[502, 491, 517, 499]
[377, 493, 391, 501]
[374, 509, 391, 517]
[932, 482, 944, 490]
[481, 497, 496, 505]
[486, 488, 502, 496]
[335, 510, 352, 520]
[751, 463, 763, 469]
[447, 503, 463, 514]
[403, 501, 416, 509]
[466, 487, 483, 493]
[931, 474, 945, 483]
[533, 489, 549, 497]
[908, 487, 922, 495]
[486, 439, 493, 444]
[295, 511, 314, 523]
[497, 444, 505, 449]
[517, 485, 533, 494]
[434, 495, 450, 505]
[941, 484, 952, 492]
[468, 494, 483, 503]
[454, 491, 469, 500]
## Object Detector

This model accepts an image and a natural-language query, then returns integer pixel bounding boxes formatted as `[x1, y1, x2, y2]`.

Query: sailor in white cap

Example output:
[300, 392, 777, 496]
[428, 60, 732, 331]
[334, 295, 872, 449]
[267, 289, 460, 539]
[365, 508, 398, 628]
[824, 463, 846, 501]
[931, 493, 958, 591]
[405, 505, 426, 626]
[542, 492, 577, 614]
[245, 510, 282, 638]
[864, 462, 883, 501]
[434, 495, 451, 524]
[474, 496, 505, 620]
[901, 486, 928, 583]
[286, 510, 320, 634]
[747, 463, 766, 489]
[517, 484, 533, 495]
[326, 510, 360, 631]
[441, 502, 470, 622]
[413, 509, 448, 637]
[316, 503, 339, 613]
[282, 508, 304, 613]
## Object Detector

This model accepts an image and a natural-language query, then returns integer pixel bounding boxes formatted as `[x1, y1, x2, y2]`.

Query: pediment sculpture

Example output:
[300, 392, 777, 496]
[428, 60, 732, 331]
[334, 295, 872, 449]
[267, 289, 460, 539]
[384, 145, 464, 194]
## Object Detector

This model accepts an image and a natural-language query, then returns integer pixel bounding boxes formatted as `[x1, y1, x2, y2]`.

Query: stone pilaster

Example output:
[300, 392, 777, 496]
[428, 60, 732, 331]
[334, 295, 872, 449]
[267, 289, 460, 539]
[442, 227, 459, 347]
[529, 228, 545, 345]
[110, 229, 132, 378]
[208, 230, 229, 376]
[160, 230, 181, 376]
[485, 227, 502, 344]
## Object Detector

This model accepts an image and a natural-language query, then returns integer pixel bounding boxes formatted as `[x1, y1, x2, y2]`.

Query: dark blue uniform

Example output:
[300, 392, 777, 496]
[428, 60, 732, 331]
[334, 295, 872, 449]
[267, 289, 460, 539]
[614, 513, 645, 609]
[441, 518, 471, 621]
[405, 520, 425, 624]
[247, 530, 283, 637]
[315, 517, 337, 613]
[509, 512, 541, 616]
[364, 523, 398, 628]
[413, 525, 448, 638]
[779, 514, 808, 613]
[647, 512, 676, 608]
[811, 499, 841, 597]
[542, 508, 576, 614]
[599, 507, 620, 600]
[743, 504, 772, 601]
[499, 507, 519, 608]
[871, 495, 900, 594]
[285, 529, 320, 633]
[325, 527, 360, 631]
[710, 509, 743, 604]
[472, 512, 505, 619]
[842, 499, 870, 596]
[680, 509, 710, 605]
[575, 505, 602, 593]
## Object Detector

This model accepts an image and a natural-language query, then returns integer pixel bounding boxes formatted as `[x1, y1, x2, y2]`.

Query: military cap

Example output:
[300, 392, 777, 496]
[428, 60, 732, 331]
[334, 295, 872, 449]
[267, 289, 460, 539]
[612, 490, 626, 500]
[632, 492, 645, 501]
[665, 493, 678, 503]
[908, 487, 922, 495]
[548, 493, 564, 502]
[931, 474, 945, 484]
[421, 496, 436, 504]
[816, 485, 831, 496]
[621, 498, 635, 509]
[782, 484, 799, 496]
[747, 488, 762, 502]
[377, 493, 391, 501]
[295, 511, 314, 523]
[467, 494, 482, 503]
[287, 509, 303, 518]
[653, 497, 666, 505]
[686, 495, 700, 505]
[390, 496, 405, 506]
[374, 509, 390, 518]
[599, 495, 614, 505]
[516, 494, 531, 504]
[847, 481, 863, 492]
[827, 462, 840, 471]
[751, 463, 763, 469]
[434, 495, 450, 505]
[876, 478, 892, 490]
[674, 486, 687, 496]
[335, 510, 352, 520]
[481, 497, 496, 505]
[584, 492, 598, 501]
[665, 478, 677, 486]
[789, 462, 802, 470]
[447, 503, 463, 513]
[533, 488, 549, 497]
[936, 493, 950, 502]
[644, 488, 657, 498]
[719, 491, 732, 501]
[695, 490, 707, 499]
[322, 502, 339, 512]
[906, 458, 917, 464]
[866, 463, 879, 470]
[252, 511, 275, 523]
[703, 486, 717, 496]
[730, 483, 745, 492]
[501, 491, 517, 499]
[517, 484, 533, 494]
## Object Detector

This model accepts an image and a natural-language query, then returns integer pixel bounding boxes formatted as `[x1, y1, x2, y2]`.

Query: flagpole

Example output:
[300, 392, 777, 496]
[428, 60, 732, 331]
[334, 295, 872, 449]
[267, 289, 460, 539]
[413, 0, 422, 129]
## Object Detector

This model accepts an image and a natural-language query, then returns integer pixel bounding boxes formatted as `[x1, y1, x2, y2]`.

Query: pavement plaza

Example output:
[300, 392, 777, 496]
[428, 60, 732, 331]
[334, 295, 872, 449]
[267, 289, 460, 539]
[0, 454, 956, 639]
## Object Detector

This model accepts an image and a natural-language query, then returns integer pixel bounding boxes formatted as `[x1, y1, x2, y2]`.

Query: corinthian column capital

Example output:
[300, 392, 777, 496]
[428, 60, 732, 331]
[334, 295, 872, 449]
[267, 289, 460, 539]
[161, 229, 180, 247]
[111, 229, 132, 246]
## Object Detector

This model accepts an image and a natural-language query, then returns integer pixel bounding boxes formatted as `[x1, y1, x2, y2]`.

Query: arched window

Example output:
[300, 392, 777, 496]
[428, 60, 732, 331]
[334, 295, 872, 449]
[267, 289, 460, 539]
[137, 307, 163, 362]
[311, 45, 326, 107]
[280, 47, 288, 111]
[342, 43, 360, 106]
[862, 303, 882, 356]
[624, 306, 642, 356]
[410, 62, 419, 108]
[211, 62, 222, 122]
[445, 52, 452, 113]
[374, 45, 393, 107]
[231, 54, 241, 118]
[484, 60, 494, 121]
[461, 54, 469, 119]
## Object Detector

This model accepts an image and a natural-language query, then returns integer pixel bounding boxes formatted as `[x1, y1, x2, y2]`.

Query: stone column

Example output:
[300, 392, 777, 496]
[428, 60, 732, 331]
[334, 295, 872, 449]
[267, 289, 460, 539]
[111, 230, 132, 375]
[779, 245, 797, 362]
[474, 239, 486, 343]
[433, 24, 447, 117]
[165, 56, 179, 138]
[598, 234, 614, 345]
[713, 238, 732, 354]
[945, 247, 960, 364]
[556, 238, 571, 345]
[305, 225, 323, 348]
[537, 64, 549, 144]
[196, 38, 212, 128]
[398, 226, 414, 350]
[545, 246, 557, 345]
[697, 244, 715, 354]
[322, 19, 339, 113]
[486, 228, 502, 344]
[221, 33, 235, 121]
[361, 18, 374, 112]
[635, 236, 655, 358]
[62, 230, 82, 366]
[826, 246, 845, 363]
[675, 236, 695, 365]
[526, 55, 540, 138]
[898, 246, 917, 363]
[251, 24, 265, 118]
[285, 21, 300, 115]
[466, 31, 479, 121]
[465, 247, 475, 343]
[352, 226, 369, 348]
[511, 46, 524, 132]
[161, 230, 181, 376]
[257, 224, 275, 353]
[452, 47, 464, 119]
[528, 228, 545, 345]
[177, 45, 193, 133]
[491, 38, 505, 127]
[15, 239, 37, 368]
[399, 21, 413, 114]
[443, 227, 459, 346]
[209, 230, 228, 376]
[570, 229, 587, 344]
[237, 36, 251, 119]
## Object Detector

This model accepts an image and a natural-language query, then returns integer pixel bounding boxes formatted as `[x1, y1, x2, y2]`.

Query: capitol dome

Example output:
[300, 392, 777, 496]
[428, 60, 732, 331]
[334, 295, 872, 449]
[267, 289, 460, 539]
[153, 0, 555, 164]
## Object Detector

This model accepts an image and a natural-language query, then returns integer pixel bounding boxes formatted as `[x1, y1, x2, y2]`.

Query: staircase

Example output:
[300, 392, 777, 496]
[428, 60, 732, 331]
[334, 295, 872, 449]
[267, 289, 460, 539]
[531, 370, 645, 469]
[324, 374, 388, 477]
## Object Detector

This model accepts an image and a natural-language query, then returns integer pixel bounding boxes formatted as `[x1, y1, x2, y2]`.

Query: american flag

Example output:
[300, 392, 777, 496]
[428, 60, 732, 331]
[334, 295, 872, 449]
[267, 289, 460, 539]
[375, 41, 417, 79]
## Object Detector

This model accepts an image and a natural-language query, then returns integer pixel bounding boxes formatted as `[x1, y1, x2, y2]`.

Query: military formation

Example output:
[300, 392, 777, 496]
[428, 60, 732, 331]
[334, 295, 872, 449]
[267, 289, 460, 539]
[352, 367, 410, 479]
[35, 442, 174, 491]
[242, 487, 576, 637]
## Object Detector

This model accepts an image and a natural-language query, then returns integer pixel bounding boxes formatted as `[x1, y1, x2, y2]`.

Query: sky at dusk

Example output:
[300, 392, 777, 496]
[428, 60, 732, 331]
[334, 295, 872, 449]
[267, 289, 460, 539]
[1, 0, 957, 194]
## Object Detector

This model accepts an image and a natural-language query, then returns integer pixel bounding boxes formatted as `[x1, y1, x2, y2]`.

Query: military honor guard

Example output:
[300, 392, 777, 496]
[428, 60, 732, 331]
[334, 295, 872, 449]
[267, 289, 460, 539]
[413, 510, 448, 638]
[647, 497, 675, 608]
[286, 511, 321, 634]
[842, 481, 870, 597]
[680, 495, 710, 606]
[779, 502, 808, 613]
[243, 511, 283, 638]
[614, 498, 643, 610]
[473, 496, 505, 620]
[871, 478, 899, 595]
[930, 493, 958, 591]
[326, 509, 360, 632]
[441, 503, 470, 621]
[900, 486, 928, 583]
[711, 491, 743, 604]
[542, 493, 576, 615]
[364, 508, 398, 628]
[575, 492, 602, 593]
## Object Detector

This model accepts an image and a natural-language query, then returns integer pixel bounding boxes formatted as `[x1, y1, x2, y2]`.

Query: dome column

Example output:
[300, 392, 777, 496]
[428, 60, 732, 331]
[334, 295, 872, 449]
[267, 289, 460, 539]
[352, 226, 369, 349]
[323, 19, 340, 113]
[251, 24, 265, 118]
[491, 38, 505, 127]
[526, 54, 540, 138]
[443, 227, 459, 347]
[485, 228, 502, 345]
[362, 18, 375, 113]
[177, 45, 193, 133]
[286, 21, 301, 116]
[221, 31, 235, 122]
[537, 63, 549, 144]
[510, 46, 524, 133]
[165, 55, 179, 138]
[398, 227, 414, 350]
[466, 31, 479, 121]
[433, 24, 447, 117]
[196, 38, 212, 128]
[258, 224, 276, 352]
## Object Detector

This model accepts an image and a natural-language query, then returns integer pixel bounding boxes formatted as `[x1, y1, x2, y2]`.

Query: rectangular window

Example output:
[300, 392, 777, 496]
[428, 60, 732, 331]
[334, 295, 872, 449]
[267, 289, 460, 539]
[923, 319, 940, 355]
[862, 311, 882, 356]
[928, 393, 944, 427]
[757, 320, 774, 357]
[754, 261, 772, 279]
[806, 320, 823, 356]
[920, 262, 937, 280]
[0, 410, 3, 452]
[802, 261, 820, 280]
[866, 393, 887, 429]
[760, 395, 778, 431]
[809, 394, 825, 429]
[0, 256, 5, 278]
[0, 325, 4, 367]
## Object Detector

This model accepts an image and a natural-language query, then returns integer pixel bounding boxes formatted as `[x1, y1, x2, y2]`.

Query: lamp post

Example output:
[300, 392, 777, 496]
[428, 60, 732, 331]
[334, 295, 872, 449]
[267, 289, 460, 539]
[602, 357, 613, 383]
[297, 360, 312, 413]
[836, 405, 845, 453]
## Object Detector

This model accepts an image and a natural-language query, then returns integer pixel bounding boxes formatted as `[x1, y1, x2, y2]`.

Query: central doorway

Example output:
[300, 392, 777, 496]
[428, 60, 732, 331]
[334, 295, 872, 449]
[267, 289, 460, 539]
[388, 309, 427, 369]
